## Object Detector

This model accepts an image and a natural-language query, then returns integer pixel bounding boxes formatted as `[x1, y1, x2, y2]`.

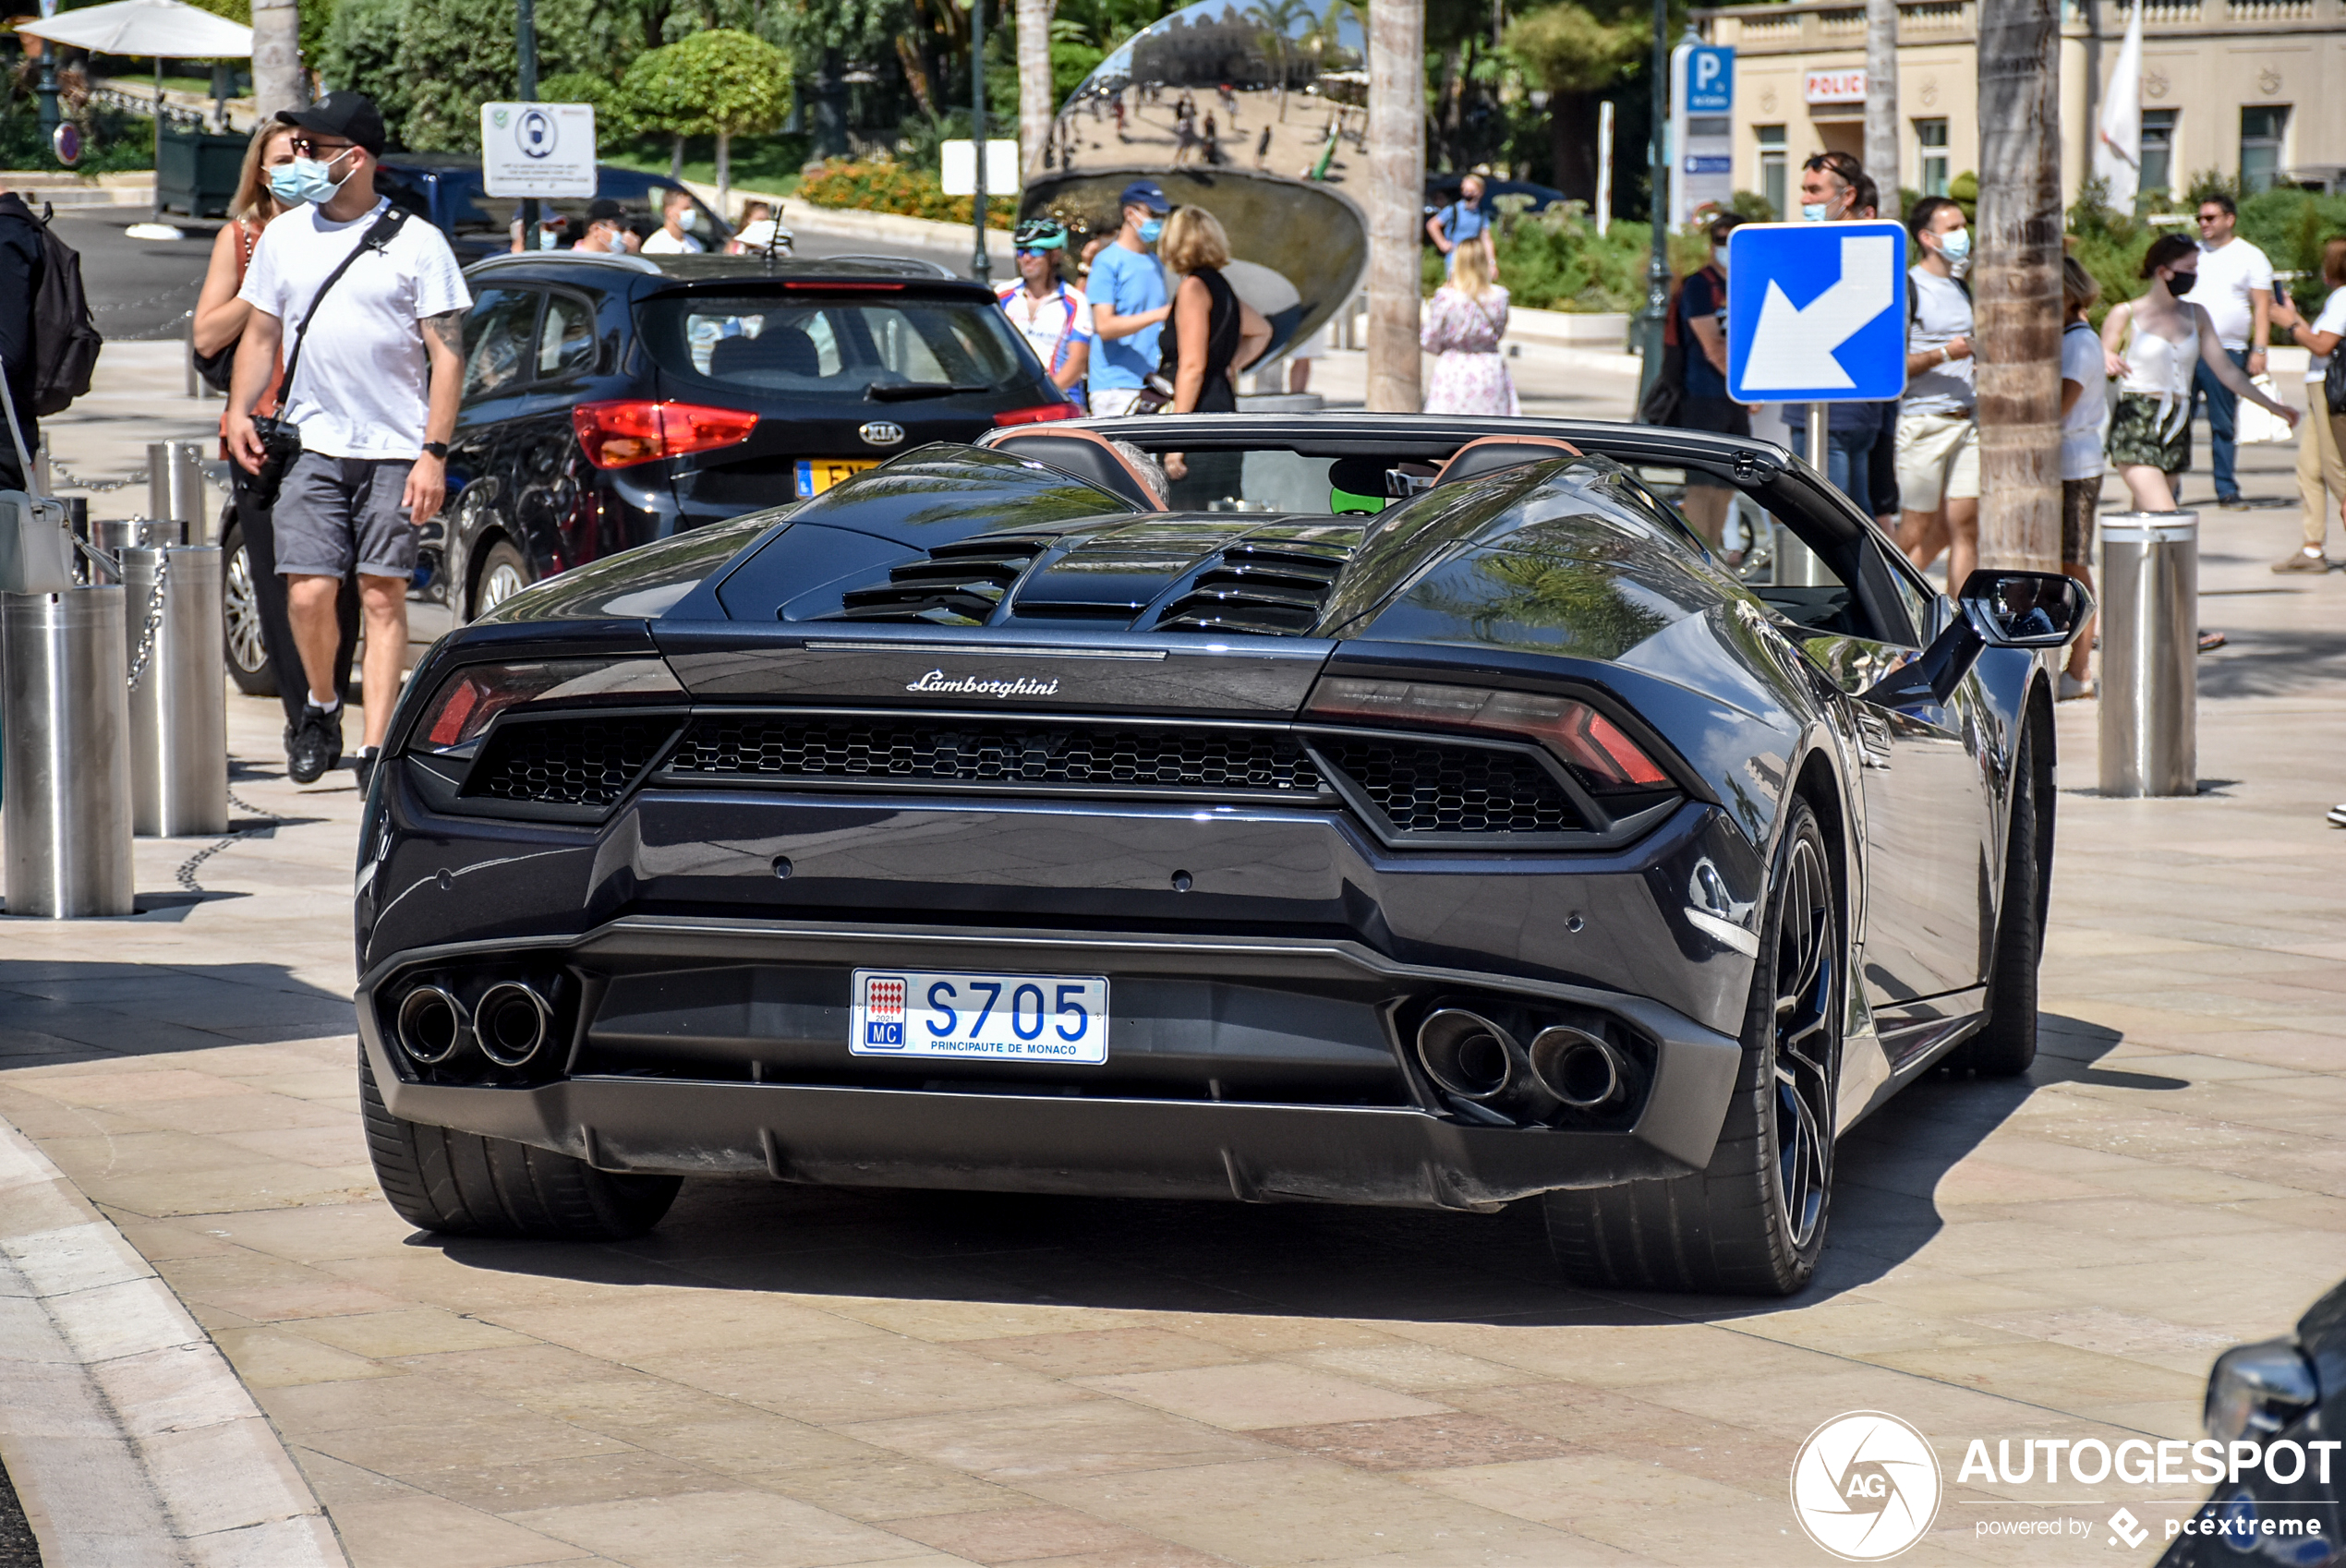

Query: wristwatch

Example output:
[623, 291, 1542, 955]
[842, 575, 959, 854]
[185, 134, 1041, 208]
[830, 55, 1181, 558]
[421, 441, 449, 460]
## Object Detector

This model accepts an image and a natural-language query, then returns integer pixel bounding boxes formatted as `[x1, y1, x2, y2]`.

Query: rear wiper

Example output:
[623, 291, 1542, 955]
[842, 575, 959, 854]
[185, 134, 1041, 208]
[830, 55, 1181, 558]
[865, 381, 992, 401]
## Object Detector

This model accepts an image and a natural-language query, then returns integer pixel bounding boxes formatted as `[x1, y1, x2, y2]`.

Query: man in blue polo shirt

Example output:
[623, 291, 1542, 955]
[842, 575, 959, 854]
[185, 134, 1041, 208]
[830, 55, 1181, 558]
[1086, 179, 1174, 416]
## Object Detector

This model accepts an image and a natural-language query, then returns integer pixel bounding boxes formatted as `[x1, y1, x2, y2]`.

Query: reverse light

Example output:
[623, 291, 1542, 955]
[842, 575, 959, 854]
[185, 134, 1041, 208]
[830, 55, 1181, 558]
[416, 657, 683, 751]
[993, 402, 1083, 427]
[1305, 677, 1672, 790]
[572, 400, 758, 469]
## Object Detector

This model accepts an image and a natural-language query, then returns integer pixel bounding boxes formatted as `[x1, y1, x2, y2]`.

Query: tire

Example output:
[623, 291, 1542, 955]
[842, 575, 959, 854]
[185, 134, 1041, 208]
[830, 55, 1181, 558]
[221, 519, 277, 698]
[1543, 800, 1840, 1296]
[1954, 724, 2045, 1078]
[471, 540, 532, 620]
[359, 1045, 681, 1240]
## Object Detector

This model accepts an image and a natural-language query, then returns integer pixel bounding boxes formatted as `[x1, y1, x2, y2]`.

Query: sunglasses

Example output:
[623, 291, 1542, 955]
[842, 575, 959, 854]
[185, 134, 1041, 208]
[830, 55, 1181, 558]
[2195, 212, 2225, 223]
[288, 137, 356, 159]
[1015, 247, 1058, 259]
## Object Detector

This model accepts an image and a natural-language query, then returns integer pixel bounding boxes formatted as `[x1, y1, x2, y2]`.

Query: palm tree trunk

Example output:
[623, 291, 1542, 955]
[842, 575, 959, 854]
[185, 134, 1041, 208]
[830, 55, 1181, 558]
[1017, 0, 1055, 182]
[1864, 0, 1900, 220]
[670, 133, 684, 182]
[1366, 0, 1425, 413]
[716, 131, 731, 217]
[250, 0, 302, 117]
[1976, 0, 2062, 570]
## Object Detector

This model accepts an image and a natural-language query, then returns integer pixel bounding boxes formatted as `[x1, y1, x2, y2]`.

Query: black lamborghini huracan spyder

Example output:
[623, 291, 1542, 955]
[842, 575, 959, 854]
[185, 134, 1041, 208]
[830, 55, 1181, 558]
[352, 415, 2087, 1296]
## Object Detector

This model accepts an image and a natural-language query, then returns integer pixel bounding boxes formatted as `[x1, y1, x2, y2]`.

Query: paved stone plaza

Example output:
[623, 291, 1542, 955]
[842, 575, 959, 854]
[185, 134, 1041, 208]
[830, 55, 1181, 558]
[3, 361, 2343, 1565]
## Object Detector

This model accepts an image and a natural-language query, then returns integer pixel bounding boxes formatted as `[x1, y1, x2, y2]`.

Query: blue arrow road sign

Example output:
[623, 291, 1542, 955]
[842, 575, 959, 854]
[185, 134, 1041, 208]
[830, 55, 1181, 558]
[1725, 221, 1909, 404]
[1686, 46, 1733, 113]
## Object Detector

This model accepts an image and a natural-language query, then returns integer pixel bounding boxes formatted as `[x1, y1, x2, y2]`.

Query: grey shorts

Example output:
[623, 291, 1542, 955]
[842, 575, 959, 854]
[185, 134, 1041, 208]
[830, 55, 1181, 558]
[274, 452, 417, 581]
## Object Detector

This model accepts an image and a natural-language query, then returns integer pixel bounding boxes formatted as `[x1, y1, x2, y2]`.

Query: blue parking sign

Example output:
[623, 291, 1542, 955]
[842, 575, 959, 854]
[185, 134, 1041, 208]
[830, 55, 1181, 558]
[1686, 46, 1733, 113]
[1724, 221, 1909, 404]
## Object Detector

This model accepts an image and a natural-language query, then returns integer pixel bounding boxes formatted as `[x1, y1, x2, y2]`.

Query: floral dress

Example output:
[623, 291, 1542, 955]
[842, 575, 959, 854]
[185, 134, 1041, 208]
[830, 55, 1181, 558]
[1421, 284, 1519, 416]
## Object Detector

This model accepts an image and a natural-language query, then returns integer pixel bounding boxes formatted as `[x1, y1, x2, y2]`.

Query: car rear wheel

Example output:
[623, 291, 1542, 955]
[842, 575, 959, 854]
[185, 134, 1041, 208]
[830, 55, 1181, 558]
[221, 517, 277, 697]
[358, 1045, 681, 1240]
[471, 540, 531, 620]
[1542, 800, 1839, 1296]
[1951, 728, 2044, 1078]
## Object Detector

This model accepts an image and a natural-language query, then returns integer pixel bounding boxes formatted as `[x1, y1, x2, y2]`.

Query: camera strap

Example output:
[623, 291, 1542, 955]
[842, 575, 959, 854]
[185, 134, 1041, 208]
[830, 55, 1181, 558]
[274, 203, 410, 417]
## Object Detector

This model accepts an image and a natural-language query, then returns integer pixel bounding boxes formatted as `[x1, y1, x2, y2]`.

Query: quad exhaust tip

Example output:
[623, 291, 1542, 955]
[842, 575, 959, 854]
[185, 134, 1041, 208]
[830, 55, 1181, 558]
[1415, 1008, 1629, 1117]
[474, 983, 553, 1068]
[396, 985, 468, 1066]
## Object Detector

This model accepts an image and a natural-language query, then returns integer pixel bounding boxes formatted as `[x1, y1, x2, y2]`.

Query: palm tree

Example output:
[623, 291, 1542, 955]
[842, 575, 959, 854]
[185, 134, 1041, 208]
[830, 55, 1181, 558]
[1976, 0, 2062, 569]
[1017, 0, 1053, 181]
[1864, 0, 1899, 220]
[1365, 0, 1423, 413]
[251, 0, 301, 116]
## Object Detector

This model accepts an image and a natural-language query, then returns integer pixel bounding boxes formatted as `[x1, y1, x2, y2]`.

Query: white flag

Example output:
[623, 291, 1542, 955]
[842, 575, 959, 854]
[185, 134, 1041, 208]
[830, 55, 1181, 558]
[2094, 3, 2144, 209]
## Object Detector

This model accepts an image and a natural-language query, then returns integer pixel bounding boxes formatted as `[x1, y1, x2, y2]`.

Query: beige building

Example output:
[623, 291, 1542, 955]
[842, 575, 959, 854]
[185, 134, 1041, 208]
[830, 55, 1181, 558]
[1694, 0, 2346, 215]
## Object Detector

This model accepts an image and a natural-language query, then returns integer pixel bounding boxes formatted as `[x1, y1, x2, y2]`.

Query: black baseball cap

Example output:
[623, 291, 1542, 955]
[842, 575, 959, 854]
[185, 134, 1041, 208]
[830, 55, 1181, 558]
[587, 198, 627, 222]
[275, 90, 386, 157]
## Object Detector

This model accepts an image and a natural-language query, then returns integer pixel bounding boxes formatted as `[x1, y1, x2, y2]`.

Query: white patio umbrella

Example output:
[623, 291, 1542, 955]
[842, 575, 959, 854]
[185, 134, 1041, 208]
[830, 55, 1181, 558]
[14, 0, 253, 58]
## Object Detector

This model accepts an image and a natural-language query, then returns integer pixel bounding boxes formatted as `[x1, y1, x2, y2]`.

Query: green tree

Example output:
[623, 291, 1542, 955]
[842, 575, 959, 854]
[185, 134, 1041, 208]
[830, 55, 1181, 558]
[623, 30, 792, 209]
[1504, 4, 1645, 200]
[320, 0, 410, 139]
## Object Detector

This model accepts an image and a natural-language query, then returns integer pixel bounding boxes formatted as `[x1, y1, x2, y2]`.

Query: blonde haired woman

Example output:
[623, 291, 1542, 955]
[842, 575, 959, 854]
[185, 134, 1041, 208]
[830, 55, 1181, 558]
[1420, 239, 1518, 416]
[193, 118, 357, 730]
[1155, 205, 1268, 492]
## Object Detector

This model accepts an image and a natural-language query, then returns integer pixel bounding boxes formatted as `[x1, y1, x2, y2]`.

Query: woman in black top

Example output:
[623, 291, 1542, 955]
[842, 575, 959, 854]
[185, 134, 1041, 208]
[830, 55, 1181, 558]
[1156, 205, 1269, 502]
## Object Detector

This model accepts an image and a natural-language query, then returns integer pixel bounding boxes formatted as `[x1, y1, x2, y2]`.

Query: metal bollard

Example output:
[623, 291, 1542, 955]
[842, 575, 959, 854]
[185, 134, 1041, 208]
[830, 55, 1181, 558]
[2097, 510, 2197, 798]
[119, 545, 229, 838]
[146, 440, 209, 542]
[93, 518, 187, 564]
[2, 586, 136, 917]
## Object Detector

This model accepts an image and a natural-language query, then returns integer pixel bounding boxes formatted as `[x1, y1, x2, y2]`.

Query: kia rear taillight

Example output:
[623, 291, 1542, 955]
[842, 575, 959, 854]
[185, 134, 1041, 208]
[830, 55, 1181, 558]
[415, 658, 684, 751]
[993, 403, 1083, 426]
[1305, 677, 1672, 790]
[572, 401, 758, 469]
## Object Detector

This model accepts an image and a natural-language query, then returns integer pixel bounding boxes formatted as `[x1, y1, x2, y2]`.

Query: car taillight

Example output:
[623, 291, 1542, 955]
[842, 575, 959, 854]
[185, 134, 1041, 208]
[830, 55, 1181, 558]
[1304, 677, 1672, 790]
[993, 403, 1083, 426]
[415, 657, 683, 751]
[572, 401, 757, 469]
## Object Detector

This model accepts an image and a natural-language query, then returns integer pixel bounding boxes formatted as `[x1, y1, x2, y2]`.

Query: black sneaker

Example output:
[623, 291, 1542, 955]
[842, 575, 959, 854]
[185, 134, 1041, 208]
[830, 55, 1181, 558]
[353, 747, 380, 793]
[287, 705, 343, 785]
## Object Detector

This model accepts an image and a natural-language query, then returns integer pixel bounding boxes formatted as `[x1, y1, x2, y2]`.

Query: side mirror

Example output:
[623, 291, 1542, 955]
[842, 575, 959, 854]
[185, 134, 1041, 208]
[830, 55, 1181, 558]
[1957, 569, 2093, 649]
[1861, 570, 2094, 707]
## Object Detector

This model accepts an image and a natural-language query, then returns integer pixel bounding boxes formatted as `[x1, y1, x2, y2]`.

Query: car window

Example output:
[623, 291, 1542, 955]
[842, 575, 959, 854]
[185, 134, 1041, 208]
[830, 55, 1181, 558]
[464, 288, 538, 398]
[538, 294, 596, 380]
[646, 294, 1030, 396]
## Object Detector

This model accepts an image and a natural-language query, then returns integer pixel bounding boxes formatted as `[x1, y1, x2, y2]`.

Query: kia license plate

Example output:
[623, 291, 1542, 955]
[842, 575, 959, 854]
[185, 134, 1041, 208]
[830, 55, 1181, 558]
[852, 970, 1108, 1064]
[795, 459, 877, 498]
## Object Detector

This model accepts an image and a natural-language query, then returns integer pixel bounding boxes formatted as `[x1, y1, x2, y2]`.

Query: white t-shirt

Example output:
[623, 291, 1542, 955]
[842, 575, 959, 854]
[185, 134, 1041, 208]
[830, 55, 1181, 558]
[996, 280, 1092, 382]
[1903, 268, 1976, 416]
[2304, 287, 2346, 384]
[641, 227, 705, 255]
[2058, 321, 2108, 480]
[237, 198, 471, 460]
[2195, 237, 2274, 351]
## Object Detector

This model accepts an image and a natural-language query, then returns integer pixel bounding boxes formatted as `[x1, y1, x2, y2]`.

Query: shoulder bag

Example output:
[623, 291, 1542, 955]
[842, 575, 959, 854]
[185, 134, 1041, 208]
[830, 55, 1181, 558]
[246, 204, 410, 508]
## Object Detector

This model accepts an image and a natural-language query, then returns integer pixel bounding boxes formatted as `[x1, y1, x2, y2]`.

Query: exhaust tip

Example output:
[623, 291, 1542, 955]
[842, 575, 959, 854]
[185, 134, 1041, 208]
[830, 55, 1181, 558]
[396, 985, 468, 1066]
[1528, 1026, 1625, 1111]
[475, 983, 552, 1068]
[1416, 1008, 1520, 1102]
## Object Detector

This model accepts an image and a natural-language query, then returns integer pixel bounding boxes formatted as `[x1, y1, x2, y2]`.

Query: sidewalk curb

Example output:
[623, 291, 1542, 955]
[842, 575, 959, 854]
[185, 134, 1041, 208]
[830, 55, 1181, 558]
[0, 1117, 346, 1568]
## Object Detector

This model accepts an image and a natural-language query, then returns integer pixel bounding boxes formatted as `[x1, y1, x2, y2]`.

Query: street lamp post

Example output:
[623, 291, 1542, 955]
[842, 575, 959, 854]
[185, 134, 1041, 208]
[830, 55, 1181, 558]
[1636, 0, 1670, 411]
[517, 0, 539, 242]
[971, 0, 992, 286]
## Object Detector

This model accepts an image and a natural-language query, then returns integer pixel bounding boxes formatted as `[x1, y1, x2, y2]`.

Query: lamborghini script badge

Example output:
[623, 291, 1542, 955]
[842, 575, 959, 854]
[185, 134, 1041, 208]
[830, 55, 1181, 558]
[906, 669, 1061, 698]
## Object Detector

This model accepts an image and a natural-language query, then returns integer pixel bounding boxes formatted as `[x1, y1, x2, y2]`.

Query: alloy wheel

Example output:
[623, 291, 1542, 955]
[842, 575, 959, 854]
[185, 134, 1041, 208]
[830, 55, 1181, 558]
[478, 562, 528, 612]
[224, 543, 267, 676]
[1771, 835, 1836, 1249]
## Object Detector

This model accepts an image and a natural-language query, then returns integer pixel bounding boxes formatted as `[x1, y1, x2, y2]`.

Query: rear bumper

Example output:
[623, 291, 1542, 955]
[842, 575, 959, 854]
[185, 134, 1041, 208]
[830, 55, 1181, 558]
[357, 917, 1747, 1212]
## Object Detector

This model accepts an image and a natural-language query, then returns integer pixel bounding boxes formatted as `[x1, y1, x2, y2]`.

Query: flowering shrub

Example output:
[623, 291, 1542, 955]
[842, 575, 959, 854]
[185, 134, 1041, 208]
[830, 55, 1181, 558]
[795, 158, 1013, 230]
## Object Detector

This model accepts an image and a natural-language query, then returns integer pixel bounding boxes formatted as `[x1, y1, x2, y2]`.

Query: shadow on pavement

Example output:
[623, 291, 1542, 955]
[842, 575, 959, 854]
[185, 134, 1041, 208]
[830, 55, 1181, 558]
[424, 1011, 2150, 1330]
[0, 959, 356, 1066]
[2196, 628, 2346, 700]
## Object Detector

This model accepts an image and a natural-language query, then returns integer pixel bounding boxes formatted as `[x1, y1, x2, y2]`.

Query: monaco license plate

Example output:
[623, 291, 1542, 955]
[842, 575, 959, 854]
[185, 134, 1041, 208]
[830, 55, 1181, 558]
[795, 459, 877, 498]
[852, 970, 1109, 1064]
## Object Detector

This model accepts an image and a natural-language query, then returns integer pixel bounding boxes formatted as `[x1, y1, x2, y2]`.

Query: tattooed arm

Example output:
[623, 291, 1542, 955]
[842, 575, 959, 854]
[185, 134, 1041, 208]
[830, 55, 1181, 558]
[405, 308, 466, 525]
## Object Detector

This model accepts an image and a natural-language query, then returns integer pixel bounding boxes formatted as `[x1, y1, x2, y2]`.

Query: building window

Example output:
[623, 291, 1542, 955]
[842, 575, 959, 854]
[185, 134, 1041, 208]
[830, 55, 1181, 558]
[1915, 118, 1949, 197]
[2139, 109, 2176, 200]
[2241, 106, 2288, 194]
[1758, 125, 1787, 219]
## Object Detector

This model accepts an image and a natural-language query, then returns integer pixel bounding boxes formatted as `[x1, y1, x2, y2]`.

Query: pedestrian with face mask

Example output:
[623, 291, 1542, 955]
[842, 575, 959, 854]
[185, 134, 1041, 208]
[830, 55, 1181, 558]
[1784, 158, 1887, 516]
[1797, 150, 1863, 223]
[1086, 180, 1174, 417]
[224, 90, 470, 789]
[572, 198, 638, 254]
[1894, 196, 1983, 588]
[2187, 193, 2274, 507]
[642, 188, 705, 255]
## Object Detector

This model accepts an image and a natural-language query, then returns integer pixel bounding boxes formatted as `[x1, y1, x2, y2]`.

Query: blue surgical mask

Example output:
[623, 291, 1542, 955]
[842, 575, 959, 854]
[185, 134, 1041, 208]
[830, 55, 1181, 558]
[266, 163, 307, 204]
[1939, 228, 1971, 263]
[273, 149, 354, 206]
[1801, 203, 1830, 223]
[1138, 217, 1164, 245]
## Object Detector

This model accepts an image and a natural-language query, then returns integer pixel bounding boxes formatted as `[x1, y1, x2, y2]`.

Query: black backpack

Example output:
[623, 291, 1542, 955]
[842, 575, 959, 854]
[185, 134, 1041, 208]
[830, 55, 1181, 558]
[11, 198, 102, 416]
[2327, 344, 2345, 418]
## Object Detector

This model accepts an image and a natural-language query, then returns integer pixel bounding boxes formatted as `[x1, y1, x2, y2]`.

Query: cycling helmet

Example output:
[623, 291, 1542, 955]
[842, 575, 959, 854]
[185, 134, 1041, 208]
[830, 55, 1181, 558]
[1013, 218, 1069, 251]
